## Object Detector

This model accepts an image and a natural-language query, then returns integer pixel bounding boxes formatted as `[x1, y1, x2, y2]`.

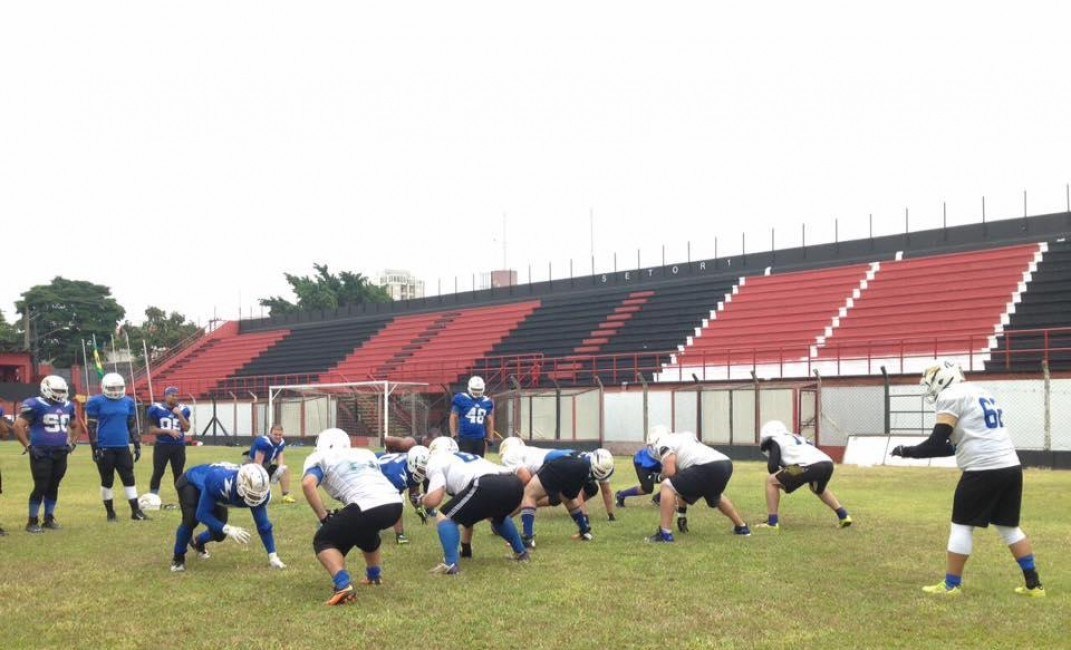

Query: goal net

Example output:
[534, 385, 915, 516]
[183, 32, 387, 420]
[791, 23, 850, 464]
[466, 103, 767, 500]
[267, 381, 430, 442]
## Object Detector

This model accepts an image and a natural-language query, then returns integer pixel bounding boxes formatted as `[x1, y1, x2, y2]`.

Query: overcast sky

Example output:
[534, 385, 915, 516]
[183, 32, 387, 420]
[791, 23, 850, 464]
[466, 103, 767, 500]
[2, 2, 1069, 327]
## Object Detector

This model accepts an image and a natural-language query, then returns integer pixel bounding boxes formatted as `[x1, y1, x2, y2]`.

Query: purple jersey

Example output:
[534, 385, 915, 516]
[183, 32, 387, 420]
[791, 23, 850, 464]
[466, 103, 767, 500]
[20, 397, 77, 448]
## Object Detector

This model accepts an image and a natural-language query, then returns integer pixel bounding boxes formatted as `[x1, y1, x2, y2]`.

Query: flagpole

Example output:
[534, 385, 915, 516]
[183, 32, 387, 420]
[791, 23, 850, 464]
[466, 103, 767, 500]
[123, 329, 140, 432]
[142, 339, 155, 405]
[110, 336, 119, 372]
[81, 339, 91, 395]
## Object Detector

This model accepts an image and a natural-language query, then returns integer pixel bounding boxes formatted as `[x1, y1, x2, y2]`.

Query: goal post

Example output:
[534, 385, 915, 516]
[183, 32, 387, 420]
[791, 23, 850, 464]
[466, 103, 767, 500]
[267, 380, 430, 442]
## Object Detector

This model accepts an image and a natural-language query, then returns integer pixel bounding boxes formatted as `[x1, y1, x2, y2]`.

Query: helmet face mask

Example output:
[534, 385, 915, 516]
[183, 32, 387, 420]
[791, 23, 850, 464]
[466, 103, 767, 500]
[102, 372, 126, 399]
[407, 445, 430, 481]
[236, 464, 271, 507]
[588, 448, 615, 481]
[40, 375, 69, 403]
[468, 375, 485, 398]
[921, 360, 965, 403]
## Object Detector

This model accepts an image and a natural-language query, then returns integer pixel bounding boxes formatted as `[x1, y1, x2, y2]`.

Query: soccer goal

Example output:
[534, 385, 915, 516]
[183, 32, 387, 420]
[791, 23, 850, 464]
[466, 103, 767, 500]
[267, 381, 430, 442]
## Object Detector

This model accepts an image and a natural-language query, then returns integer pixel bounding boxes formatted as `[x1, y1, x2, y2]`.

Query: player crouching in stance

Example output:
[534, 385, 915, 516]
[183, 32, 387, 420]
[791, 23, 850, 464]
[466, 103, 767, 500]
[891, 360, 1045, 598]
[170, 462, 284, 573]
[375, 445, 432, 544]
[14, 376, 83, 533]
[412, 437, 529, 575]
[756, 420, 851, 530]
[247, 424, 294, 503]
[645, 430, 750, 543]
[500, 437, 612, 548]
[87, 373, 150, 522]
[615, 425, 667, 508]
[302, 429, 403, 606]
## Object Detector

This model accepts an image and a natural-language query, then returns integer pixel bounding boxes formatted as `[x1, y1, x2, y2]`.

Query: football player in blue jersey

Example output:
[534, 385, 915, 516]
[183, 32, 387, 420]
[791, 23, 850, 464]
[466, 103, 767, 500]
[615, 445, 664, 508]
[86, 373, 150, 522]
[247, 424, 294, 503]
[169, 462, 284, 572]
[450, 376, 494, 457]
[147, 386, 191, 499]
[376, 446, 431, 544]
[13, 376, 83, 533]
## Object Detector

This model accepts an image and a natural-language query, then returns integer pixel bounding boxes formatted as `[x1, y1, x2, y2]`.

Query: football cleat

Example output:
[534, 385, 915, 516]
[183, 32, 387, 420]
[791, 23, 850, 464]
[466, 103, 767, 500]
[838, 516, 853, 528]
[281, 494, 296, 504]
[522, 535, 536, 550]
[396, 533, 410, 545]
[645, 529, 675, 544]
[0, 526, 6, 536]
[571, 532, 594, 541]
[755, 520, 780, 531]
[326, 584, 356, 606]
[615, 492, 626, 508]
[190, 540, 211, 560]
[106, 512, 118, 523]
[513, 551, 531, 564]
[359, 577, 383, 586]
[1014, 585, 1046, 598]
[677, 516, 689, 533]
[42, 516, 61, 530]
[733, 525, 752, 537]
[26, 519, 43, 534]
[922, 581, 962, 597]
[170, 560, 186, 573]
[131, 510, 150, 521]
[429, 562, 460, 576]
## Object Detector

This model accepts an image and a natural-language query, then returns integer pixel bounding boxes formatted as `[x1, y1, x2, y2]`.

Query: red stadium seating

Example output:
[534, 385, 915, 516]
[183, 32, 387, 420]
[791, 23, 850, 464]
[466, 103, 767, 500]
[152, 328, 290, 396]
[573, 291, 654, 354]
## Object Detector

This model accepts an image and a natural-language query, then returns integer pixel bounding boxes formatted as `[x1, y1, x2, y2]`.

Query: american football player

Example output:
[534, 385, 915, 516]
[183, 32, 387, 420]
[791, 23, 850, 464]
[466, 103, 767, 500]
[86, 373, 150, 522]
[147, 386, 191, 499]
[246, 424, 294, 503]
[891, 360, 1044, 598]
[755, 420, 851, 530]
[449, 376, 494, 457]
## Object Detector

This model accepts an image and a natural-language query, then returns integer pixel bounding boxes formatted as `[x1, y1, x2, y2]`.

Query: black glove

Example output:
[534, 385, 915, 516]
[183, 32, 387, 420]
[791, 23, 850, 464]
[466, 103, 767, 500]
[409, 492, 422, 509]
[319, 509, 338, 525]
[92, 445, 104, 463]
[677, 515, 689, 533]
[607, 512, 616, 522]
[22, 445, 30, 456]
[891, 445, 905, 457]
[66, 442, 77, 455]
[133, 444, 142, 463]
[415, 505, 429, 524]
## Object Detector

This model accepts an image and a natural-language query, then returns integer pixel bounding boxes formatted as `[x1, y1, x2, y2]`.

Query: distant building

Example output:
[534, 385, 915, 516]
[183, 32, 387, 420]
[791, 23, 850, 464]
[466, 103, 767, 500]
[379, 269, 425, 301]
[478, 270, 518, 290]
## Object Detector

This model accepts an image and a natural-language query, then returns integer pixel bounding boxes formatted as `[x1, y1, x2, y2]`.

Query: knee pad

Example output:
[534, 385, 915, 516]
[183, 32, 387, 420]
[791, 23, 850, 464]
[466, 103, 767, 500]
[947, 523, 974, 555]
[994, 525, 1026, 546]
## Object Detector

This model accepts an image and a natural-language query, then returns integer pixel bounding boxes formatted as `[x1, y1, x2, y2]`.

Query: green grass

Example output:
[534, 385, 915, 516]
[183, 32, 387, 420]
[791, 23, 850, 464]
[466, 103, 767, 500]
[0, 443, 1066, 649]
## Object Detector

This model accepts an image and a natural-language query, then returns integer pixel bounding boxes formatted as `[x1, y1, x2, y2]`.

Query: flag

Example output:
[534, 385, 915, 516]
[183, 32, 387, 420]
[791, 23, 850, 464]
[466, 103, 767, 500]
[91, 336, 106, 379]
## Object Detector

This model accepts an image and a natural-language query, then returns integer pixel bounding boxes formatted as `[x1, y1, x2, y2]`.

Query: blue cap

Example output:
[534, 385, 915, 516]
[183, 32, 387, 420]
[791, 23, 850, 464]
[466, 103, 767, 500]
[164, 386, 180, 397]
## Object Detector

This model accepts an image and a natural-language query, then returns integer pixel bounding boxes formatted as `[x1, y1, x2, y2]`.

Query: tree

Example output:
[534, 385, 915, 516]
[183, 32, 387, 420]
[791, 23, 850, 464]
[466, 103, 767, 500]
[124, 307, 202, 361]
[0, 309, 20, 352]
[16, 277, 126, 366]
[259, 263, 392, 316]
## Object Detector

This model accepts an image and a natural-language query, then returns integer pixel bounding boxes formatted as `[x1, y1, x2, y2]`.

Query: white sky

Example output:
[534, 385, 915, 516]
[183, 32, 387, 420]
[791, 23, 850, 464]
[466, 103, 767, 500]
[2, 2, 1070, 327]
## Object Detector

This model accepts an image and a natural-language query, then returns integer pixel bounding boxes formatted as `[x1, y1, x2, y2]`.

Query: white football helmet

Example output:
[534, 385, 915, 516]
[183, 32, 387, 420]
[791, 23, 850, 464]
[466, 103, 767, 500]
[587, 448, 615, 480]
[921, 359, 964, 403]
[407, 445, 430, 481]
[236, 463, 272, 507]
[646, 424, 670, 455]
[498, 436, 525, 461]
[101, 372, 126, 399]
[40, 375, 69, 402]
[428, 436, 459, 456]
[138, 493, 162, 511]
[468, 375, 485, 398]
[501, 444, 527, 468]
[760, 420, 791, 442]
[315, 428, 351, 452]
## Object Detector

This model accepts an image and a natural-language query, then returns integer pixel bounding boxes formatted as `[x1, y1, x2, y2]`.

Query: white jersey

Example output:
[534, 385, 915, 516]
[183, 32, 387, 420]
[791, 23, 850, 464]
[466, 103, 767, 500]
[767, 432, 832, 467]
[302, 448, 403, 511]
[503, 446, 551, 475]
[935, 383, 1020, 471]
[655, 432, 728, 470]
[426, 452, 512, 496]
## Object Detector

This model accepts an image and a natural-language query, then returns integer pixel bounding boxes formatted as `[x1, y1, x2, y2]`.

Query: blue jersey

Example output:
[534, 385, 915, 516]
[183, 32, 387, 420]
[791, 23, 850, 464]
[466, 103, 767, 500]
[376, 452, 420, 493]
[249, 435, 286, 465]
[86, 395, 136, 448]
[634, 447, 662, 473]
[147, 403, 190, 446]
[184, 463, 275, 553]
[545, 449, 577, 463]
[452, 393, 494, 439]
[19, 397, 77, 449]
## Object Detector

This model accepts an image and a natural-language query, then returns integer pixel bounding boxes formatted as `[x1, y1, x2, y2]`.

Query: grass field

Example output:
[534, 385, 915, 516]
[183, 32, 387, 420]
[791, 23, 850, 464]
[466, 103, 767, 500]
[0, 442, 1066, 649]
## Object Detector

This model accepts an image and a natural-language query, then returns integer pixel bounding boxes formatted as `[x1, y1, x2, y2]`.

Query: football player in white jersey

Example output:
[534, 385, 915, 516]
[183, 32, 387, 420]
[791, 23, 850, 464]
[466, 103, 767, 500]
[302, 428, 404, 606]
[412, 446, 529, 575]
[645, 430, 750, 543]
[756, 421, 852, 530]
[891, 361, 1045, 598]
